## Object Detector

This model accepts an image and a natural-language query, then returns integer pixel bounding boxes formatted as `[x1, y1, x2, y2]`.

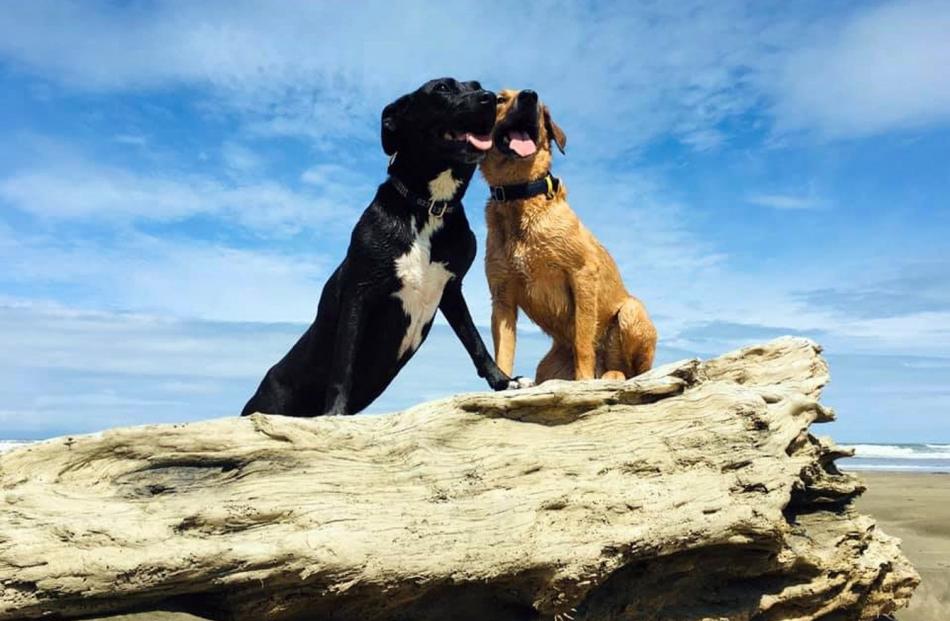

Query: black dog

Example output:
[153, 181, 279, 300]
[242, 78, 532, 417]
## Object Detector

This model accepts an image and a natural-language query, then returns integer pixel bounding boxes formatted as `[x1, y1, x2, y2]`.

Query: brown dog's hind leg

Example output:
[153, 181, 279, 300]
[535, 342, 574, 384]
[600, 325, 627, 380]
[600, 312, 628, 380]
[632, 342, 656, 376]
[617, 296, 657, 377]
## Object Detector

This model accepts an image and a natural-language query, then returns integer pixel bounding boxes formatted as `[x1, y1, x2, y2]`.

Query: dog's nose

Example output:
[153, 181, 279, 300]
[518, 90, 538, 104]
[478, 91, 495, 106]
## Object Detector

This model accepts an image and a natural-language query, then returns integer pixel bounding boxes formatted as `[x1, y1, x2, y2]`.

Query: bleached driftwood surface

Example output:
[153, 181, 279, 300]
[0, 337, 918, 620]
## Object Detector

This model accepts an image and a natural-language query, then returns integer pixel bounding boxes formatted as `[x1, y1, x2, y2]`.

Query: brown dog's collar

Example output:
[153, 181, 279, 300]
[489, 173, 560, 202]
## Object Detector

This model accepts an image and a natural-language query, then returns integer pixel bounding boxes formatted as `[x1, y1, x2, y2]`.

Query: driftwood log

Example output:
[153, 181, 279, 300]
[0, 337, 918, 620]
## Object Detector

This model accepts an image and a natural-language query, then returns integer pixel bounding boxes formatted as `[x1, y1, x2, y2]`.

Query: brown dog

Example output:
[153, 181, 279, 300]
[480, 89, 657, 383]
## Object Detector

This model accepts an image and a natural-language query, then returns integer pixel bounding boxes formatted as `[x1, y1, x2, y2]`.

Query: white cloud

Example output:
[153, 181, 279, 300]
[301, 163, 367, 187]
[833, 311, 950, 353]
[0, 228, 332, 323]
[677, 128, 727, 152]
[0, 159, 361, 236]
[0, 300, 551, 437]
[0, 300, 298, 436]
[0, 299, 292, 379]
[221, 141, 265, 172]
[772, 0, 950, 138]
[1, 143, 943, 355]
[113, 133, 148, 147]
[3, 2, 948, 149]
[0, 0, 948, 443]
[1, 298, 946, 443]
[745, 193, 827, 210]
[0, 2, 789, 155]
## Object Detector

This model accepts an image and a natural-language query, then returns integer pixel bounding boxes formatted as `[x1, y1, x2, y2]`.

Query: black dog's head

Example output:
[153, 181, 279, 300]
[381, 78, 496, 164]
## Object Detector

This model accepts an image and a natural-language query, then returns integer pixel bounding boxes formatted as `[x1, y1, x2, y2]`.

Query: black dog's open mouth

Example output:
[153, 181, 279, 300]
[436, 94, 498, 159]
[441, 129, 493, 152]
[496, 112, 539, 158]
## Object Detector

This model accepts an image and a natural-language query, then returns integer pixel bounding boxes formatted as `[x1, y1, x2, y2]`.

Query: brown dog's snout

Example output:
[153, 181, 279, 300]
[517, 90, 538, 106]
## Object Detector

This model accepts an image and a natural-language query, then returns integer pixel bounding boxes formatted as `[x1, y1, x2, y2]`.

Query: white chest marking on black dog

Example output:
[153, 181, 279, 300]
[428, 169, 462, 201]
[393, 214, 454, 358]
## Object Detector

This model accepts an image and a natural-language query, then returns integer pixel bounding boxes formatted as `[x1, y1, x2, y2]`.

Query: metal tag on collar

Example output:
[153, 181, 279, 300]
[429, 199, 448, 217]
[492, 186, 506, 201]
[544, 175, 556, 199]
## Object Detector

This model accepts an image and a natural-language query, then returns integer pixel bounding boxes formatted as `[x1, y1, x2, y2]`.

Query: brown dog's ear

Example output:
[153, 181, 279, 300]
[381, 94, 411, 156]
[542, 104, 567, 155]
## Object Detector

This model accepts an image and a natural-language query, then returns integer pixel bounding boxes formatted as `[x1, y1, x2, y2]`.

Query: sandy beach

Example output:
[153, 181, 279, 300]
[855, 472, 950, 620]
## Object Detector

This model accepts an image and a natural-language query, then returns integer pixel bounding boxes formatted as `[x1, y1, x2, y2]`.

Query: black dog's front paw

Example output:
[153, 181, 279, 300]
[489, 375, 534, 391]
[506, 376, 534, 389]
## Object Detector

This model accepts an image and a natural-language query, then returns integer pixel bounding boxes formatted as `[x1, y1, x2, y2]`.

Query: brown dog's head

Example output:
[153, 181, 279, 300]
[480, 89, 567, 186]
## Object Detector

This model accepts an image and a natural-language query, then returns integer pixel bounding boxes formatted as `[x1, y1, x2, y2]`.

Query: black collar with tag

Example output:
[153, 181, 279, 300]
[388, 176, 457, 218]
[489, 173, 560, 202]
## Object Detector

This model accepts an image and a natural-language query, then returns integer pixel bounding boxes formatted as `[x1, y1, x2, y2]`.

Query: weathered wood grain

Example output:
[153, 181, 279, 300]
[0, 337, 918, 620]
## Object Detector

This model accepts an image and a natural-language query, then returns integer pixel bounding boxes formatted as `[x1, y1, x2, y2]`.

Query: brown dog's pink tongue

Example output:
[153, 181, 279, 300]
[465, 133, 493, 151]
[508, 130, 537, 156]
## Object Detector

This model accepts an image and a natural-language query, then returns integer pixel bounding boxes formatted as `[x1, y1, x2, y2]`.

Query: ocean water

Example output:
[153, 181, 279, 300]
[0, 440, 32, 454]
[2, 440, 949, 473]
[838, 443, 950, 473]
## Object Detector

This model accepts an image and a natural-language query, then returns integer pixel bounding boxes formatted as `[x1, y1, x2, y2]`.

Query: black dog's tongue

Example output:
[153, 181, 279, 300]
[453, 131, 492, 151]
[508, 130, 537, 156]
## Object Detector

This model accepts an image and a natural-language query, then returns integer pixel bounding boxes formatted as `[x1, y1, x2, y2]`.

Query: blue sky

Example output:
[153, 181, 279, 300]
[0, 1, 948, 441]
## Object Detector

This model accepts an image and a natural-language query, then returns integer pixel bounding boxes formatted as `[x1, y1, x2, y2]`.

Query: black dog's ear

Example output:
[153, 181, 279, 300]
[381, 94, 412, 156]
[542, 104, 567, 155]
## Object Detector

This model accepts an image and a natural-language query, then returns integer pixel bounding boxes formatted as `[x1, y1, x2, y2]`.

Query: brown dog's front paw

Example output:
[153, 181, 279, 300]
[600, 370, 626, 381]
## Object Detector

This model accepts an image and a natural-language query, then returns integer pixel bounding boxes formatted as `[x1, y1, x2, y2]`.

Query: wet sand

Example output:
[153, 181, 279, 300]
[855, 472, 950, 621]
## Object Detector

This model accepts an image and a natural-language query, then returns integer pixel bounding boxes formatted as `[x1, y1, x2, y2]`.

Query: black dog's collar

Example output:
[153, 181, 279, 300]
[388, 176, 457, 218]
[489, 173, 560, 202]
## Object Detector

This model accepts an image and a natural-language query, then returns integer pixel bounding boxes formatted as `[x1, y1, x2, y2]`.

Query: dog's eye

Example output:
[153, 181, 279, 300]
[435, 83, 450, 93]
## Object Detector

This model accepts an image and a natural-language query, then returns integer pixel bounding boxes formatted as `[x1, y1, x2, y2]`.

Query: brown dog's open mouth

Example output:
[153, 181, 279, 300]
[497, 125, 538, 158]
[495, 108, 540, 159]
[505, 130, 537, 157]
[443, 130, 493, 151]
